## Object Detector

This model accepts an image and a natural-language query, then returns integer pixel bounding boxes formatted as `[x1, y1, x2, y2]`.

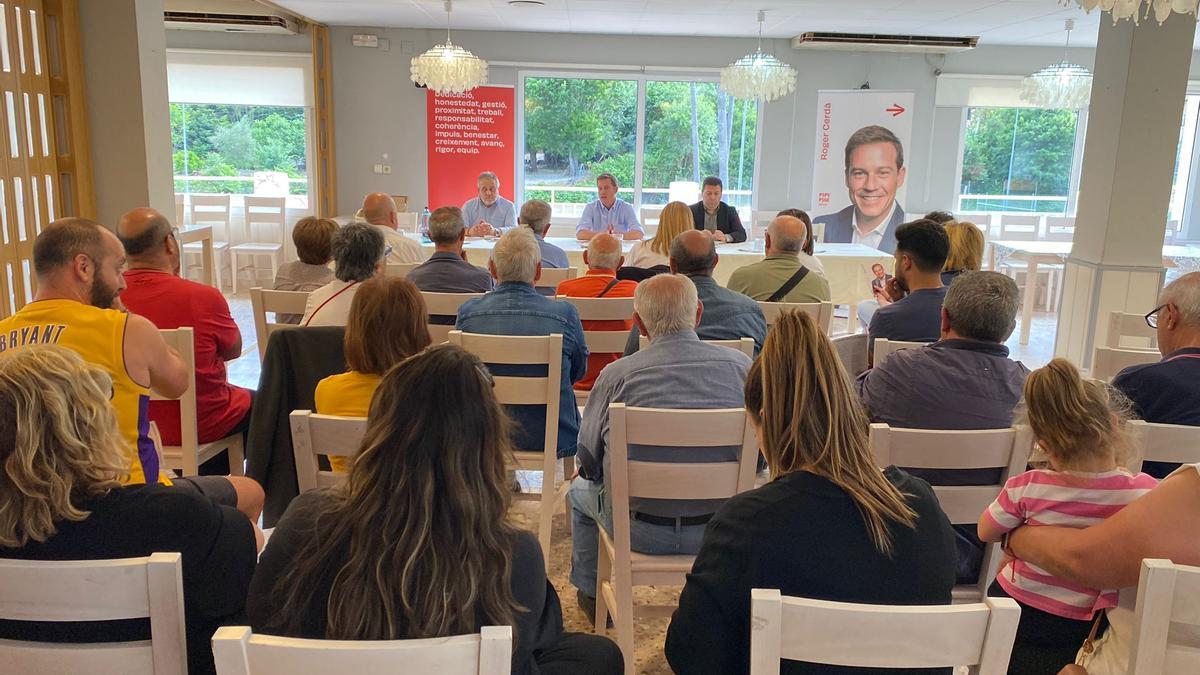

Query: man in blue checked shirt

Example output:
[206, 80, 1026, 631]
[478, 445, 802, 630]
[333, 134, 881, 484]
[575, 172, 643, 241]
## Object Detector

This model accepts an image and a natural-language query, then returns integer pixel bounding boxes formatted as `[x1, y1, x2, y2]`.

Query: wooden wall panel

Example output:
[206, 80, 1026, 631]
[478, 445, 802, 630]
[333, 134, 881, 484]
[311, 23, 336, 218]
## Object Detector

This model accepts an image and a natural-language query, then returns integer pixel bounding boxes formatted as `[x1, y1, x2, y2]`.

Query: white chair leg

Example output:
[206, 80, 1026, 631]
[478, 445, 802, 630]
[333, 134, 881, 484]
[231, 252, 239, 294]
[595, 543, 612, 634]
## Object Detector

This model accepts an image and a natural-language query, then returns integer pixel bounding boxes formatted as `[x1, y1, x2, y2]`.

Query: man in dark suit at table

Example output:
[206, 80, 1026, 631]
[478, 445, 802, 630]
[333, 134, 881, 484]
[815, 125, 907, 254]
[689, 176, 746, 243]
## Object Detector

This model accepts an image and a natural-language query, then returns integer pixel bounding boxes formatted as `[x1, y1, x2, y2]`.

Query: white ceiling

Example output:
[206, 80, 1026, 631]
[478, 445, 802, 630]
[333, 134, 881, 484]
[266, 0, 1106, 47]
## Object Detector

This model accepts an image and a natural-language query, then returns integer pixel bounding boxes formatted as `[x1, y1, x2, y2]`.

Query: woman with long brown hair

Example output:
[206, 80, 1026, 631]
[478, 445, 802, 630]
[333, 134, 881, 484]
[665, 311, 957, 674]
[248, 345, 622, 675]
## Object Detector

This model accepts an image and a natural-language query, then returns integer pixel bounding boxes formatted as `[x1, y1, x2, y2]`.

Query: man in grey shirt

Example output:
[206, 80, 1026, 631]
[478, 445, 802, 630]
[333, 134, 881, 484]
[407, 206, 493, 324]
[461, 171, 517, 236]
[569, 273, 751, 621]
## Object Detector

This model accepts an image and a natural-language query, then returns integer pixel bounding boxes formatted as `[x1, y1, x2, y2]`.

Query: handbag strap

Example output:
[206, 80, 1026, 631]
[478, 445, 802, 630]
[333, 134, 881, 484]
[1077, 611, 1105, 662]
[596, 278, 621, 298]
[767, 265, 810, 303]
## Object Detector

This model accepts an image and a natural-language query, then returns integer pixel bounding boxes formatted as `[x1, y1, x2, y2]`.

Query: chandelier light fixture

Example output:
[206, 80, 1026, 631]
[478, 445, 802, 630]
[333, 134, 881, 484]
[410, 0, 488, 94]
[1072, 0, 1199, 25]
[1021, 19, 1093, 109]
[720, 10, 797, 102]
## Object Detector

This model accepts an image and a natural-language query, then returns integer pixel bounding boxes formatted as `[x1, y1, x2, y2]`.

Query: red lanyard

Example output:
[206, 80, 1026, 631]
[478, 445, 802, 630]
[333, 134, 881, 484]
[304, 281, 358, 326]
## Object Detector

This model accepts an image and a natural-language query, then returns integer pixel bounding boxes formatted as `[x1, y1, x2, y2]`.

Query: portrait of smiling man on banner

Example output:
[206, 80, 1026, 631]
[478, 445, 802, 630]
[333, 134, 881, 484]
[815, 125, 907, 254]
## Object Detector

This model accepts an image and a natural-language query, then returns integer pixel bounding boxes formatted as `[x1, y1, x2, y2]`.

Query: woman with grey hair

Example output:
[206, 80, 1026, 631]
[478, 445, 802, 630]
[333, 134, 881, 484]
[300, 222, 388, 327]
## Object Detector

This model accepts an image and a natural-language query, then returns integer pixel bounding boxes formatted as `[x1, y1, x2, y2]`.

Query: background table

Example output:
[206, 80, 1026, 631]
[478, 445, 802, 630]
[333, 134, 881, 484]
[416, 236, 893, 306]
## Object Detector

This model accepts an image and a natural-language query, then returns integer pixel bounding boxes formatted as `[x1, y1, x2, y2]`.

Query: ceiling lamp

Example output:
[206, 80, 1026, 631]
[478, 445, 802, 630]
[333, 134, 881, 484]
[1074, 0, 1199, 25]
[720, 10, 797, 102]
[1021, 19, 1093, 109]
[410, 0, 488, 94]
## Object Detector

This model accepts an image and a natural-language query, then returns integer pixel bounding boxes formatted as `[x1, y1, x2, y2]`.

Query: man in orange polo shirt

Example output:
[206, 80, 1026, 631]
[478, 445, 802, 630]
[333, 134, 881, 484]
[555, 233, 637, 390]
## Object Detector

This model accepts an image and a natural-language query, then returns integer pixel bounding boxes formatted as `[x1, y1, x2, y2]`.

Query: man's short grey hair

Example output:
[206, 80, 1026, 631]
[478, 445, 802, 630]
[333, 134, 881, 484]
[332, 222, 385, 283]
[943, 271, 1020, 343]
[1161, 271, 1200, 327]
[491, 227, 541, 283]
[767, 217, 806, 254]
[428, 206, 465, 244]
[477, 171, 499, 186]
[669, 233, 718, 276]
[587, 236, 622, 271]
[519, 199, 552, 234]
[635, 274, 699, 339]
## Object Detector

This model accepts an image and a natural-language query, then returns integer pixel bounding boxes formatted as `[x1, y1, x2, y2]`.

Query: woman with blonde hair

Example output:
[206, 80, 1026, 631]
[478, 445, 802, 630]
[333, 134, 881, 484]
[624, 200, 693, 270]
[666, 311, 956, 675]
[942, 220, 985, 286]
[249, 345, 622, 675]
[0, 346, 258, 675]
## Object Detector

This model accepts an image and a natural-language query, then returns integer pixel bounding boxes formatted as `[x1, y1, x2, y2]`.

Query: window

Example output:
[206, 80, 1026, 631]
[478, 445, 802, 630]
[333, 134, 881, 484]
[520, 73, 760, 218]
[958, 107, 1080, 215]
[1168, 94, 1199, 226]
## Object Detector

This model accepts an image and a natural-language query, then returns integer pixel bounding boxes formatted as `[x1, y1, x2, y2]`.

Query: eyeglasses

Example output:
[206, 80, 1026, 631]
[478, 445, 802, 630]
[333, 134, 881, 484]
[380, 245, 393, 261]
[1145, 303, 1169, 329]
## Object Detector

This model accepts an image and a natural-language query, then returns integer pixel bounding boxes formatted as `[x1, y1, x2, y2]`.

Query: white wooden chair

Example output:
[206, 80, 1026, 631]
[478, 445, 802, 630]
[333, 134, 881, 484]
[748, 589, 1020, 674]
[249, 288, 309, 363]
[535, 266, 578, 293]
[1127, 558, 1200, 674]
[231, 196, 287, 293]
[449, 331, 570, 561]
[186, 194, 232, 289]
[638, 334, 755, 358]
[1107, 311, 1158, 350]
[596, 403, 759, 674]
[212, 625, 512, 675]
[1044, 215, 1076, 242]
[559, 295, 636, 405]
[422, 292, 485, 344]
[758, 301, 834, 334]
[1091, 345, 1159, 381]
[868, 423, 1034, 602]
[1165, 220, 1179, 245]
[1126, 420, 1200, 474]
[290, 410, 368, 493]
[638, 205, 662, 233]
[0, 553, 187, 675]
[872, 338, 928, 366]
[997, 214, 1041, 240]
[385, 261, 420, 278]
[832, 332, 869, 377]
[152, 328, 245, 477]
[174, 193, 187, 226]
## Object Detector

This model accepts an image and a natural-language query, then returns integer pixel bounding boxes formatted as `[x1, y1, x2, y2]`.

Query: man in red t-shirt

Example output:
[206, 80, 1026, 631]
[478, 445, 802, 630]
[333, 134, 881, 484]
[116, 208, 253, 460]
[555, 233, 637, 390]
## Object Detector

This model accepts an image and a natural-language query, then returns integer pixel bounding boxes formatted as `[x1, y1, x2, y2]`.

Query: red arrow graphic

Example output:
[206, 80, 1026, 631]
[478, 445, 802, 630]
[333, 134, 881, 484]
[886, 103, 905, 117]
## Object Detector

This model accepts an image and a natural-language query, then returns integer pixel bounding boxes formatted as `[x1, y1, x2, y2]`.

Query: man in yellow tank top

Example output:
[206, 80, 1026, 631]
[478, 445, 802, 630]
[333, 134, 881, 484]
[0, 218, 263, 522]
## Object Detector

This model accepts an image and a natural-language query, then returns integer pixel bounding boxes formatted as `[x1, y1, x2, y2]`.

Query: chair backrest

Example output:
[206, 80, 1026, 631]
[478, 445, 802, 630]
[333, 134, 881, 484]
[559, 295, 636, 354]
[638, 334, 755, 358]
[1107, 311, 1158, 350]
[242, 196, 287, 244]
[1043, 215, 1075, 242]
[749, 589, 1020, 675]
[751, 210, 776, 230]
[175, 193, 188, 226]
[422, 292, 485, 344]
[831, 332, 869, 378]
[1128, 558, 1200, 674]
[639, 205, 662, 231]
[212, 625, 512, 675]
[385, 262, 420, 278]
[872, 338, 928, 366]
[535, 267, 577, 292]
[151, 328, 200, 472]
[396, 211, 420, 234]
[757, 301, 833, 333]
[190, 194, 232, 236]
[249, 288, 310, 363]
[1126, 420, 1200, 474]
[0, 553, 187, 675]
[1165, 220, 1180, 245]
[1091, 345, 1159, 381]
[290, 410, 368, 492]
[958, 212, 994, 233]
[998, 214, 1041, 240]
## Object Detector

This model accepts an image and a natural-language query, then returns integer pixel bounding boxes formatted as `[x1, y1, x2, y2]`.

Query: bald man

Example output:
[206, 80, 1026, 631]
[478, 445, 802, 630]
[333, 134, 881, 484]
[725, 215, 831, 304]
[555, 233, 638, 391]
[117, 208, 262, 520]
[361, 192, 424, 264]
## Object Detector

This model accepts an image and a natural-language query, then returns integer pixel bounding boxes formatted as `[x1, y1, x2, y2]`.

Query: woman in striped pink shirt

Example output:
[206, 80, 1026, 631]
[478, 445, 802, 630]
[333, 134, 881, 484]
[977, 358, 1157, 674]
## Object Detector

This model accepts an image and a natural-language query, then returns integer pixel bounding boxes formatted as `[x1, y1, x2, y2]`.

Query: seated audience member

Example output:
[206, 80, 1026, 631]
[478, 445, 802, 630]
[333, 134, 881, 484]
[555, 233, 637, 391]
[624, 200, 692, 270]
[923, 210, 956, 225]
[249, 346, 623, 675]
[360, 192, 423, 264]
[576, 173, 643, 241]
[456, 228, 587, 458]
[406, 205, 494, 293]
[519, 198, 569, 269]
[941, 220, 984, 286]
[0, 346, 259, 675]
[726, 214, 831, 303]
[571, 274, 752, 623]
[116, 207, 253, 465]
[1113, 272, 1200, 478]
[867, 219, 950, 357]
[689, 176, 747, 243]
[665, 311, 957, 675]
[979, 359, 1157, 675]
[301, 222, 386, 327]
[623, 230, 766, 355]
[315, 276, 431, 473]
[775, 208, 824, 276]
[273, 216, 338, 324]
[462, 170, 517, 236]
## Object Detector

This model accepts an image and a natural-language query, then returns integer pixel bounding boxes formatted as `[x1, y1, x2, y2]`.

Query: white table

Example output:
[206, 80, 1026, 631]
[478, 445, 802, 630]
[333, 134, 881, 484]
[176, 225, 216, 287]
[416, 236, 893, 307]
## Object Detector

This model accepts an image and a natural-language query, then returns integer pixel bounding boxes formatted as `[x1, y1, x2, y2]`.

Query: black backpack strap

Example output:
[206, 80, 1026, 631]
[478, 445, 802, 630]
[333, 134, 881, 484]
[766, 266, 810, 303]
[596, 278, 622, 298]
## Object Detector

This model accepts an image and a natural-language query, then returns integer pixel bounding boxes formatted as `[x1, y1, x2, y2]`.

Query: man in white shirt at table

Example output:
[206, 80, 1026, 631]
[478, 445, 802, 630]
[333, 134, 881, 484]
[361, 192, 423, 264]
[576, 172, 643, 242]
[461, 171, 517, 236]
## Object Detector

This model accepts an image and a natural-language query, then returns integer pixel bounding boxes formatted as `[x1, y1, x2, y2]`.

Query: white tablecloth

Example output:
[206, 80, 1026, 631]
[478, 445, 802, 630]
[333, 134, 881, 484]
[414, 236, 892, 306]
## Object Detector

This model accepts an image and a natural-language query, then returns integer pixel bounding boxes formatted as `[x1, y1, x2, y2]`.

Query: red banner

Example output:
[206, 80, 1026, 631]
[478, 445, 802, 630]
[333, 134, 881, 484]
[427, 85, 515, 210]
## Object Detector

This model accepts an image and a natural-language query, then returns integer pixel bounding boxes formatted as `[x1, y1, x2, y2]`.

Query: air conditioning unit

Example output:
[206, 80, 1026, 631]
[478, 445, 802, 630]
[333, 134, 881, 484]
[164, 11, 300, 35]
[791, 32, 978, 54]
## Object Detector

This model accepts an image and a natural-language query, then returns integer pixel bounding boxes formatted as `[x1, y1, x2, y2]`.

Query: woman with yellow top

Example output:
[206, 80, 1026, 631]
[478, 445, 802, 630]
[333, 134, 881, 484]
[624, 200, 694, 270]
[315, 276, 431, 472]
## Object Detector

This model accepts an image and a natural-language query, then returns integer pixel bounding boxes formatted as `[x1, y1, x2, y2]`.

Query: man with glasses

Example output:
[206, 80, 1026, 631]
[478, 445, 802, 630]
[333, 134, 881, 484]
[1112, 271, 1200, 478]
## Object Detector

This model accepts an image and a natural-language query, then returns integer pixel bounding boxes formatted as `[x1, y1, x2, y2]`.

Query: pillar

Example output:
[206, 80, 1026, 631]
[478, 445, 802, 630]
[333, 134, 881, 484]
[77, 0, 172, 228]
[1054, 12, 1196, 366]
